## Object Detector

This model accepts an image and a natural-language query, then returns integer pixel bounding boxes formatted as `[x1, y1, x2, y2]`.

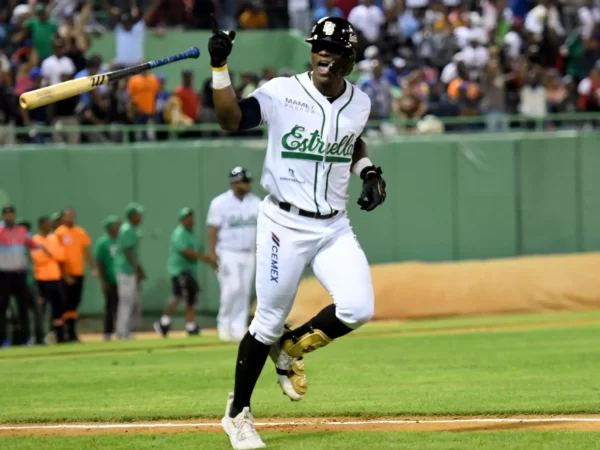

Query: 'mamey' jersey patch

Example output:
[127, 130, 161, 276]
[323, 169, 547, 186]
[249, 72, 371, 214]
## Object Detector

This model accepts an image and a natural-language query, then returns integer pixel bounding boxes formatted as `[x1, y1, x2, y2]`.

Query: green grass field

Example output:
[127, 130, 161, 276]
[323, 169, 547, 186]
[1, 311, 600, 449]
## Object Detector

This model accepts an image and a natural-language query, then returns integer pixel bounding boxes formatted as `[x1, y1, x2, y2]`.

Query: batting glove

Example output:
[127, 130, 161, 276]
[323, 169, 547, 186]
[357, 166, 386, 212]
[208, 15, 236, 69]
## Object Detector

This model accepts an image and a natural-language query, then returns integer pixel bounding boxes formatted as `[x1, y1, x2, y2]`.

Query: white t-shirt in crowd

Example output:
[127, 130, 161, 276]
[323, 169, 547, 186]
[578, 6, 600, 40]
[503, 31, 523, 61]
[348, 4, 386, 43]
[115, 21, 145, 65]
[41, 55, 76, 86]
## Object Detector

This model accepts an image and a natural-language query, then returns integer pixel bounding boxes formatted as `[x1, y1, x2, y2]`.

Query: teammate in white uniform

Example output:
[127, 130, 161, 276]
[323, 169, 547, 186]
[207, 167, 261, 342]
[208, 16, 387, 449]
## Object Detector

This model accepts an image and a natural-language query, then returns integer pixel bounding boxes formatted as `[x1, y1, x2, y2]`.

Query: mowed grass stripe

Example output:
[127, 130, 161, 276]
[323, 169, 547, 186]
[1, 324, 600, 423]
[3, 431, 600, 450]
[2, 311, 600, 361]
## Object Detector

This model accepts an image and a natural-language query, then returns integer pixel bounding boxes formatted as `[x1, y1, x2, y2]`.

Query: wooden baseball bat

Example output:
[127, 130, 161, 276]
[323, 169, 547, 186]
[19, 47, 201, 111]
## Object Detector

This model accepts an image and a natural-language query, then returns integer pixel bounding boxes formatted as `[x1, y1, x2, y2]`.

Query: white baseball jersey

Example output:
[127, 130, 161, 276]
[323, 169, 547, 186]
[249, 72, 371, 215]
[206, 190, 261, 252]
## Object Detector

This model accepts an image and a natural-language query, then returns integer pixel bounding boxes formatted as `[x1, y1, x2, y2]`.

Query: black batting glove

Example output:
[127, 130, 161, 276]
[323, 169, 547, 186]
[357, 166, 386, 212]
[208, 14, 236, 69]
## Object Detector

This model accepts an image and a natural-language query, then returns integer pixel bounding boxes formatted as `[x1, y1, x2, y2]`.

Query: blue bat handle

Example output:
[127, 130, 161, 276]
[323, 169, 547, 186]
[148, 47, 200, 69]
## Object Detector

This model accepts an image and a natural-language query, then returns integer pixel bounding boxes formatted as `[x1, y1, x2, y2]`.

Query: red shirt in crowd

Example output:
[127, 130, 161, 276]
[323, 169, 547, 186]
[577, 75, 600, 111]
[174, 85, 199, 122]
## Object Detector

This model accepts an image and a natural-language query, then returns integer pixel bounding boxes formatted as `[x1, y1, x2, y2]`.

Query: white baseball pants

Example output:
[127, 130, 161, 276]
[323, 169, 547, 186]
[217, 249, 256, 342]
[248, 197, 375, 345]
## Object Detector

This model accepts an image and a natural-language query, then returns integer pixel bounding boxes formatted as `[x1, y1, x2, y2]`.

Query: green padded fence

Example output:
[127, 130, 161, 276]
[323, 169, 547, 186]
[2, 130, 599, 316]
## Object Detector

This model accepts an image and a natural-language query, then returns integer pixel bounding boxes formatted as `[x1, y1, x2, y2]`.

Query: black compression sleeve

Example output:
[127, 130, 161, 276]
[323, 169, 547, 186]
[237, 97, 262, 131]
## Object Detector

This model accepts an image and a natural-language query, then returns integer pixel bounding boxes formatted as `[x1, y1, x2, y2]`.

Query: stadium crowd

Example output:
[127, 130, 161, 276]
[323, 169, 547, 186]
[1, 0, 600, 144]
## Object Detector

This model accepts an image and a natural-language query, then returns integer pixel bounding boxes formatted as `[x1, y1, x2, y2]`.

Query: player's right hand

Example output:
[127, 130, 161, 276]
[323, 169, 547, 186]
[208, 14, 236, 69]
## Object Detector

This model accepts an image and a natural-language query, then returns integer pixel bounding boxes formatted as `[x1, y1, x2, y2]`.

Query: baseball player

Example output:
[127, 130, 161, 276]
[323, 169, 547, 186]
[209, 16, 387, 449]
[95, 216, 121, 341]
[154, 207, 216, 337]
[207, 167, 260, 343]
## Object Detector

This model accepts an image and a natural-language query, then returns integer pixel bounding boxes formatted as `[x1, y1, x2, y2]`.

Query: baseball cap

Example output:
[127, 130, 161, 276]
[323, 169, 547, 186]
[34, 4, 45, 13]
[103, 215, 121, 230]
[178, 207, 193, 220]
[50, 211, 62, 222]
[125, 202, 144, 217]
[30, 67, 42, 78]
[229, 166, 252, 183]
[1, 204, 15, 214]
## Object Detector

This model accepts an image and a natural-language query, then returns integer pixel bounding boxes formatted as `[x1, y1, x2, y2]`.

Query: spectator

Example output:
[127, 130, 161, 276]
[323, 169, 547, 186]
[18, 4, 58, 61]
[75, 55, 104, 108]
[238, 71, 258, 98]
[81, 92, 112, 143]
[155, 73, 171, 128]
[313, 0, 344, 23]
[348, 0, 386, 46]
[447, 62, 481, 117]
[54, 207, 97, 342]
[520, 63, 547, 123]
[21, 67, 50, 144]
[13, 43, 38, 97]
[360, 59, 393, 119]
[41, 36, 75, 87]
[289, 0, 312, 34]
[111, 0, 161, 67]
[503, 16, 525, 64]
[578, 0, 600, 42]
[545, 70, 568, 114]
[577, 61, 600, 112]
[461, 29, 490, 80]
[127, 70, 160, 141]
[258, 67, 276, 88]
[174, 70, 200, 124]
[398, 7, 423, 40]
[59, 1, 93, 72]
[524, 0, 565, 43]
[393, 70, 428, 121]
[480, 59, 509, 131]
[239, 1, 268, 29]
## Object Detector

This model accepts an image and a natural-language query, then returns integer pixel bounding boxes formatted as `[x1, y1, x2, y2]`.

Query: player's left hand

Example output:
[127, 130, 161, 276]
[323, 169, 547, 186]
[208, 14, 236, 68]
[357, 166, 386, 212]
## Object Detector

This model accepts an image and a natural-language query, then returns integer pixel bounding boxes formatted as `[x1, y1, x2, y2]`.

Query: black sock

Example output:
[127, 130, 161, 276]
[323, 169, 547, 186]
[230, 332, 271, 418]
[282, 304, 353, 342]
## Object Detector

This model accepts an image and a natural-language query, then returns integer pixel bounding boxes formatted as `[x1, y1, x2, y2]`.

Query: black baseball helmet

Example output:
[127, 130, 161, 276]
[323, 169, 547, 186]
[306, 17, 358, 76]
[229, 166, 252, 183]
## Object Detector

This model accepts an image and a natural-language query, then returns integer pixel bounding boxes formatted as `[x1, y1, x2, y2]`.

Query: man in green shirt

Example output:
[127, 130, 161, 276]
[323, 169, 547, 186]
[23, 5, 59, 61]
[114, 203, 145, 340]
[154, 207, 216, 338]
[95, 216, 121, 342]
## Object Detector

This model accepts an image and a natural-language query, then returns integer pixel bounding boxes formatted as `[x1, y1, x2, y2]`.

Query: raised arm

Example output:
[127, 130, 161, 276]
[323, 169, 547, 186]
[208, 16, 266, 132]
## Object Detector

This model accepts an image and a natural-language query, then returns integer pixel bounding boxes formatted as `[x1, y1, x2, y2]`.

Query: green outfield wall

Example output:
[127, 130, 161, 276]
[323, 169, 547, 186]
[88, 30, 310, 90]
[1, 130, 599, 316]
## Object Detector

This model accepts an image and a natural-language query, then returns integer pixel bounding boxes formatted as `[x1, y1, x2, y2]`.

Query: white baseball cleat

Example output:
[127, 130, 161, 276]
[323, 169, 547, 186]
[269, 340, 307, 401]
[221, 392, 266, 449]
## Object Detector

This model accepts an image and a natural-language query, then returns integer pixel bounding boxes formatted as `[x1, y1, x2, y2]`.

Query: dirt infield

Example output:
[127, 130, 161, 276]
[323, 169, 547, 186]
[3, 416, 600, 437]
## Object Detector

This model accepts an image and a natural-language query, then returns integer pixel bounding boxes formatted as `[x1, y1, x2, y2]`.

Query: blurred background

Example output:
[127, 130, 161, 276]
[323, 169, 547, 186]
[1, 0, 600, 342]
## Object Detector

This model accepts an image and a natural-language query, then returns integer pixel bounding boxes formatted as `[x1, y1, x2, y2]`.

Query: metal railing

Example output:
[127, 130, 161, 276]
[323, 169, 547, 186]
[3, 113, 600, 145]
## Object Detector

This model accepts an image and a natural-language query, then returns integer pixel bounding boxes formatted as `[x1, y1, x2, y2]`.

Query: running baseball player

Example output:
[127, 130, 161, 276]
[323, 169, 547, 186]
[154, 207, 216, 337]
[207, 167, 260, 343]
[209, 16, 387, 449]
